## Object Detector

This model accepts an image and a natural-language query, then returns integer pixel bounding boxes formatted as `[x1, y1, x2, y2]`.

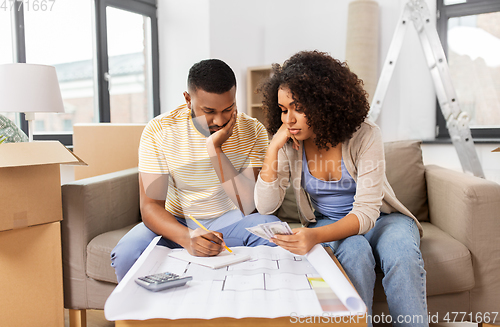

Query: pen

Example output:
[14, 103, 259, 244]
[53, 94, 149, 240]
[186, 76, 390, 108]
[188, 214, 233, 253]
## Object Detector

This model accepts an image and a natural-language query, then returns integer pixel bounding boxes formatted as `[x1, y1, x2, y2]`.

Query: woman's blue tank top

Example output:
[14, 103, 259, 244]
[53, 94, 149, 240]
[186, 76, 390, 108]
[301, 147, 357, 221]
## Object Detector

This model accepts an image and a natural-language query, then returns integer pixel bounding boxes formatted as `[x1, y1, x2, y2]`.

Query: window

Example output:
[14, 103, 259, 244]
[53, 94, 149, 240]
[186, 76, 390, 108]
[24, 0, 96, 135]
[0, 10, 13, 64]
[35, 120, 45, 132]
[437, 0, 500, 139]
[94, 0, 160, 125]
[0, 10, 19, 126]
[106, 6, 154, 123]
[7, 0, 160, 146]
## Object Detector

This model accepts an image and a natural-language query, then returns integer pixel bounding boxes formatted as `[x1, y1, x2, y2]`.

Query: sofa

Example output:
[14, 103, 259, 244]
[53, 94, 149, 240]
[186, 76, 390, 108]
[61, 140, 500, 326]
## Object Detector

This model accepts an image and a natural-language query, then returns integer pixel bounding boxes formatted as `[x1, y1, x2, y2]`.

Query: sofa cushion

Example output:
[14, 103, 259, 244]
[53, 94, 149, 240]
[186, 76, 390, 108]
[374, 222, 474, 301]
[384, 140, 429, 221]
[87, 223, 139, 284]
[420, 222, 474, 296]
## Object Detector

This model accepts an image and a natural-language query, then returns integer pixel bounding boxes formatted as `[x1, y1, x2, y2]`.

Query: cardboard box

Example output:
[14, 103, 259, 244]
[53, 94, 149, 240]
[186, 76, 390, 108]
[0, 222, 64, 326]
[0, 141, 85, 231]
[493, 147, 500, 152]
[0, 141, 85, 326]
[73, 123, 146, 180]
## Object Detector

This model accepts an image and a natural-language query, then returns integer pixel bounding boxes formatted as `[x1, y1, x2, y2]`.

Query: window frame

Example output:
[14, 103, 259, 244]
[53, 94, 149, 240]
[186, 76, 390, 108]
[95, 0, 160, 123]
[10, 0, 160, 146]
[436, 0, 500, 140]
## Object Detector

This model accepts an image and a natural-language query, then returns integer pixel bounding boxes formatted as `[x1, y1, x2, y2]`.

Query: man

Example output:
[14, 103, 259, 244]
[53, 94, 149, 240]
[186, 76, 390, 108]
[111, 59, 280, 282]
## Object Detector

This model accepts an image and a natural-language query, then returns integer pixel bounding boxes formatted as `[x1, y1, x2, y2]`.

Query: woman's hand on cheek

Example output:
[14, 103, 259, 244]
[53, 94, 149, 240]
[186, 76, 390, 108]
[271, 228, 318, 255]
[270, 124, 299, 151]
[291, 135, 300, 150]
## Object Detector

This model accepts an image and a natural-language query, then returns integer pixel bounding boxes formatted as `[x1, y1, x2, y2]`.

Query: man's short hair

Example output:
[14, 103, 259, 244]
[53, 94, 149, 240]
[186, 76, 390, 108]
[188, 59, 236, 94]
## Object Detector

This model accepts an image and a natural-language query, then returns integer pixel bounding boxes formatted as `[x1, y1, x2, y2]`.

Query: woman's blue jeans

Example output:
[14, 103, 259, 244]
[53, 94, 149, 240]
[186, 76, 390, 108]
[309, 212, 428, 327]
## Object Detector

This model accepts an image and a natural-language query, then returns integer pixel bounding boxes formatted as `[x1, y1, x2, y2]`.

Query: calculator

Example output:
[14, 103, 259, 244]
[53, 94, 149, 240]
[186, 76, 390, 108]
[135, 272, 193, 292]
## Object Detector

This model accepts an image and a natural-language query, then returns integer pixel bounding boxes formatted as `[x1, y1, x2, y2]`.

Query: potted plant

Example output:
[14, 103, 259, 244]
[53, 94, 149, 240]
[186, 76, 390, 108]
[0, 114, 29, 143]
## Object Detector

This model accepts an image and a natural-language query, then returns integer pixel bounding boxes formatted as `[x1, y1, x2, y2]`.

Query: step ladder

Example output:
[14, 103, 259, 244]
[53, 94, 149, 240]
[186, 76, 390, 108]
[368, 0, 485, 178]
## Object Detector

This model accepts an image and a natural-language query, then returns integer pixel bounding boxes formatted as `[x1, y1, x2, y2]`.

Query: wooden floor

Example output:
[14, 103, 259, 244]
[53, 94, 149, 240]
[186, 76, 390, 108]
[64, 309, 114, 327]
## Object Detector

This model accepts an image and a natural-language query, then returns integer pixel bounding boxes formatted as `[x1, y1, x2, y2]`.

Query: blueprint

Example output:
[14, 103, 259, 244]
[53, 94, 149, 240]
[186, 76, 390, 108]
[104, 237, 366, 321]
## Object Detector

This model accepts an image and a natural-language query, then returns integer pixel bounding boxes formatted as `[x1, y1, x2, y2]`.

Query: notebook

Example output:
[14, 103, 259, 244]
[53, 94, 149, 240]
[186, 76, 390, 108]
[167, 248, 250, 269]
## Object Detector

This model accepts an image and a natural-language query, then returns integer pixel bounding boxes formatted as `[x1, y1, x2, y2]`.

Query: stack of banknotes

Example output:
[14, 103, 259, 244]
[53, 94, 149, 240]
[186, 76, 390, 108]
[245, 221, 293, 240]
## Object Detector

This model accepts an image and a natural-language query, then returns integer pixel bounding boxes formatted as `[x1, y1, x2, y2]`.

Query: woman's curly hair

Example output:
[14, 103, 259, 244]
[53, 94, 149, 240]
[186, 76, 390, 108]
[260, 50, 369, 150]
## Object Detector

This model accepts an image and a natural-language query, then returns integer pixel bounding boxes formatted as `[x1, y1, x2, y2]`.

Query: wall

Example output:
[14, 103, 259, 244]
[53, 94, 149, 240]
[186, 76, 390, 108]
[158, 0, 210, 111]
[157, 0, 500, 183]
[209, 0, 351, 113]
[158, 0, 434, 138]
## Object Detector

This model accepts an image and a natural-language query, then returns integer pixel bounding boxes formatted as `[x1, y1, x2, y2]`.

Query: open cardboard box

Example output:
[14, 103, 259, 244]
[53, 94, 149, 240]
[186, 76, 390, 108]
[73, 123, 146, 180]
[0, 141, 85, 231]
[0, 141, 85, 326]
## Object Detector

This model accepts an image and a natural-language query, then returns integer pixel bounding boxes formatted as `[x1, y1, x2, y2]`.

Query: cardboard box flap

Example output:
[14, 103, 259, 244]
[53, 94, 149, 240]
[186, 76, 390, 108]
[493, 147, 500, 152]
[0, 141, 87, 168]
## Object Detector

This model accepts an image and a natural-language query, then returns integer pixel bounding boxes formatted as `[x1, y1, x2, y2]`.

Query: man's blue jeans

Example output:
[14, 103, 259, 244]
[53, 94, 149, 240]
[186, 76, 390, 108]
[111, 210, 279, 282]
[309, 212, 428, 327]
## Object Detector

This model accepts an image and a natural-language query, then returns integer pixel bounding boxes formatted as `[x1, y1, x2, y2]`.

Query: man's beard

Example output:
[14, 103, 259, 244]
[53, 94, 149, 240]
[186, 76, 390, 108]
[191, 109, 227, 134]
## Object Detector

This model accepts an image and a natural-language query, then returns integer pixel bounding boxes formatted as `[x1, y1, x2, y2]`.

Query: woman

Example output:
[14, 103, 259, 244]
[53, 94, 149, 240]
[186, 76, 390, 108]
[255, 50, 428, 327]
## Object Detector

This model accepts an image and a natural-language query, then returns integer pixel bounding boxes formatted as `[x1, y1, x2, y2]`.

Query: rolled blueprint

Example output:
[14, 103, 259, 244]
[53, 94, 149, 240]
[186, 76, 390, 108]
[306, 244, 366, 314]
[345, 0, 379, 104]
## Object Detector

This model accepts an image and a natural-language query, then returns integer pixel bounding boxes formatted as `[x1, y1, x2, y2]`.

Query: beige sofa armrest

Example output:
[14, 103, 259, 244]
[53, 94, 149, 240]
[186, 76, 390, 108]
[425, 165, 500, 320]
[61, 167, 141, 309]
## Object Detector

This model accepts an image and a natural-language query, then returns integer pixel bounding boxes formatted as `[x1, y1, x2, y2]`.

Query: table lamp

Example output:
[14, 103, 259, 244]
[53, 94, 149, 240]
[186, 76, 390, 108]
[0, 63, 65, 141]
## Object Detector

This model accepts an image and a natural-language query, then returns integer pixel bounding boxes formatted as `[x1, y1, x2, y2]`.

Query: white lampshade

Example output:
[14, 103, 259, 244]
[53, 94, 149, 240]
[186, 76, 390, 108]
[0, 63, 65, 141]
[0, 63, 65, 114]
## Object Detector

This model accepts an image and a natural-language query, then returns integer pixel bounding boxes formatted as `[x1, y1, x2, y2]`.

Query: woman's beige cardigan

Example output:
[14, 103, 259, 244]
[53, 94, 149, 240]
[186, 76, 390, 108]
[254, 120, 423, 237]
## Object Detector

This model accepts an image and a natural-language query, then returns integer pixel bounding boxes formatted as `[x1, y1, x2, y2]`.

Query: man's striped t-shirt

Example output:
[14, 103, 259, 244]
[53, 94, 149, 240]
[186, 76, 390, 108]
[138, 104, 269, 220]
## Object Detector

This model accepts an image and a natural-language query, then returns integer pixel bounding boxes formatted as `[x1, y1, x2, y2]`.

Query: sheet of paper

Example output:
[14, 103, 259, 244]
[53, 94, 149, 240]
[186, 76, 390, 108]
[167, 247, 251, 269]
[104, 238, 364, 321]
